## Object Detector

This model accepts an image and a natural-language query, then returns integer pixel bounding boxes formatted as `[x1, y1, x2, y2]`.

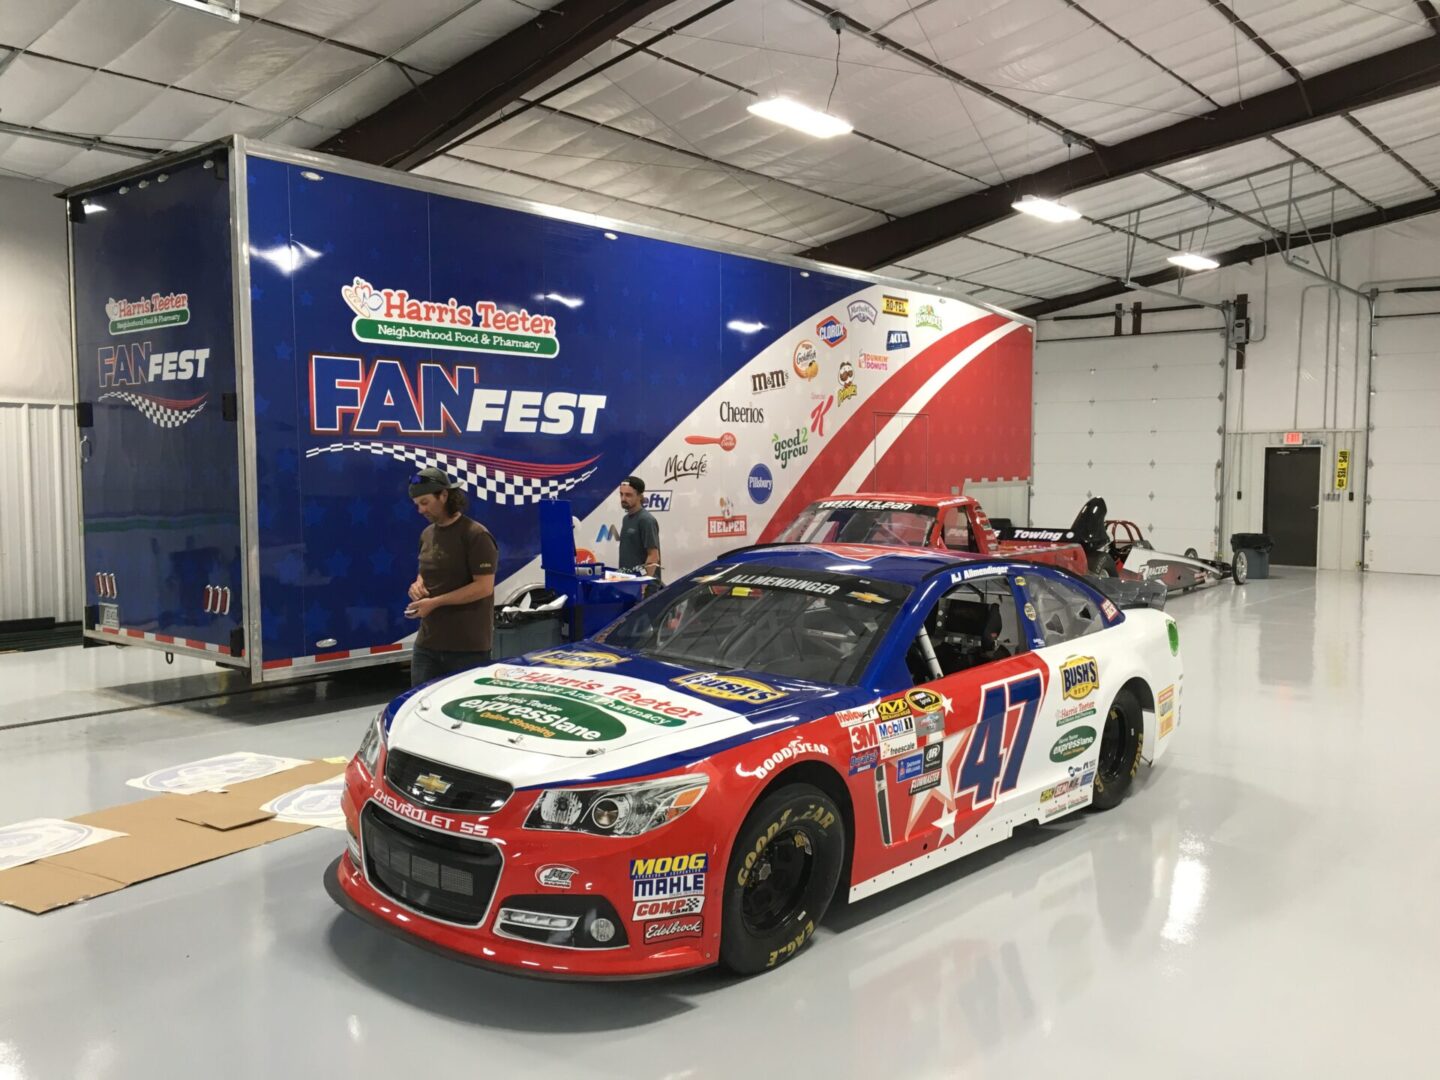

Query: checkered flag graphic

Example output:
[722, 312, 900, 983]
[305, 441, 598, 506]
[100, 391, 208, 429]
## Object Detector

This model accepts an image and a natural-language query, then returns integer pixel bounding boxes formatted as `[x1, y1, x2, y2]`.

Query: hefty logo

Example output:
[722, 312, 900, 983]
[644, 490, 673, 511]
[887, 331, 910, 350]
[816, 316, 847, 347]
[1060, 656, 1099, 700]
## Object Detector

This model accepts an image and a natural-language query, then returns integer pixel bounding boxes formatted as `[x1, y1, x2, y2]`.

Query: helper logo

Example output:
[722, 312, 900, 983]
[309, 355, 606, 436]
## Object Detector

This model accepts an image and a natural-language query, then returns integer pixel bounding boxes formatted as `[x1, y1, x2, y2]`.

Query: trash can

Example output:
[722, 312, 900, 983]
[1228, 532, 1274, 584]
[493, 587, 567, 658]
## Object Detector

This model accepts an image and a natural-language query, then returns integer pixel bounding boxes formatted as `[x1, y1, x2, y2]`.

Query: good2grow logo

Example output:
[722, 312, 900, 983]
[341, 276, 560, 358]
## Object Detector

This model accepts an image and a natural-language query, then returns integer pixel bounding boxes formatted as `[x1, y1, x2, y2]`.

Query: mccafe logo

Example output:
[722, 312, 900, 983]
[664, 453, 708, 483]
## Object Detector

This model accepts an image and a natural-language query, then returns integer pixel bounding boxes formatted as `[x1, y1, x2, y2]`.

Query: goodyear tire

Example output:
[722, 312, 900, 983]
[721, 784, 844, 975]
[1090, 688, 1144, 812]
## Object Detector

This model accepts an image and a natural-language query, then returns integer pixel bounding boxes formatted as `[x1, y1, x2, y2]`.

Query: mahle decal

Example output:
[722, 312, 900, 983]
[1050, 725, 1097, 762]
[672, 672, 786, 704]
[1060, 656, 1099, 701]
[442, 693, 626, 741]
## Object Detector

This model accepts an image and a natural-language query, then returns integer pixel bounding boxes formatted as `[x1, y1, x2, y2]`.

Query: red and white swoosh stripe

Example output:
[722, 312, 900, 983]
[759, 314, 1020, 540]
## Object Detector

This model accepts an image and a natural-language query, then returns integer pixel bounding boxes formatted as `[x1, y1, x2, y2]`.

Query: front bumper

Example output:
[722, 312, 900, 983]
[330, 761, 719, 980]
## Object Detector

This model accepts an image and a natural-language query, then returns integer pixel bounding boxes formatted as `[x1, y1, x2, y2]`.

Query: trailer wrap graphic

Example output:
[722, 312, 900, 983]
[71, 154, 242, 656]
[73, 150, 1032, 675]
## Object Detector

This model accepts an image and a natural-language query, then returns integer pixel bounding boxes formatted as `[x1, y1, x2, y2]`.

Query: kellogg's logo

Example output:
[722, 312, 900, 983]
[816, 316, 847, 347]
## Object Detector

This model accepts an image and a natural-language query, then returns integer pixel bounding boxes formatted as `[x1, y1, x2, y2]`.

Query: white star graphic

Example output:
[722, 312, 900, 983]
[940, 693, 954, 716]
[935, 806, 958, 841]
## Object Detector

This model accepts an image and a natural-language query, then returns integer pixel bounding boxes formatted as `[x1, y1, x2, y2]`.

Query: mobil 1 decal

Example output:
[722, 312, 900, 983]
[872, 668, 1044, 847]
[70, 151, 241, 647]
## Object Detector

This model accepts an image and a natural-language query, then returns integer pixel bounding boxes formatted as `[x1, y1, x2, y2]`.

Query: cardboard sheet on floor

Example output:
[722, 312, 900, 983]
[0, 862, 126, 913]
[0, 818, 128, 872]
[0, 758, 344, 913]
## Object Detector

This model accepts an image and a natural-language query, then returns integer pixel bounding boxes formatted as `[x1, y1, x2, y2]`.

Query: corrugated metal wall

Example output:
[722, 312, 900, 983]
[0, 402, 81, 622]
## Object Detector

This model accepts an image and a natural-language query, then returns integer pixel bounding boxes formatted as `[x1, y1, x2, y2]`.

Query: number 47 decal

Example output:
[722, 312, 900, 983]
[956, 671, 1043, 809]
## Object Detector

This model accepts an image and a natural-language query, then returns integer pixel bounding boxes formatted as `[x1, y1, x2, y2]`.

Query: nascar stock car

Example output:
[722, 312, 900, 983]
[329, 544, 1183, 979]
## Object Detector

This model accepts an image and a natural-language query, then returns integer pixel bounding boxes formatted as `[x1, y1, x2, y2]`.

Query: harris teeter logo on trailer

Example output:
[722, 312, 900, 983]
[341, 276, 560, 358]
[105, 291, 190, 335]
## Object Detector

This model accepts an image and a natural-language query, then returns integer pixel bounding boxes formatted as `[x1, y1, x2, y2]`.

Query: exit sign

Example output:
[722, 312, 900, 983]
[1283, 431, 1303, 445]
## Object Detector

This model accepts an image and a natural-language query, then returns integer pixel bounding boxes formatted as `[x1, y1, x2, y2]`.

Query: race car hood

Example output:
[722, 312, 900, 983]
[385, 652, 853, 789]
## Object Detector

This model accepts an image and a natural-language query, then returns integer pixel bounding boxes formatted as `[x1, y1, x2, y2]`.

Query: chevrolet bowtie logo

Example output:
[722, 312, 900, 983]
[413, 773, 452, 795]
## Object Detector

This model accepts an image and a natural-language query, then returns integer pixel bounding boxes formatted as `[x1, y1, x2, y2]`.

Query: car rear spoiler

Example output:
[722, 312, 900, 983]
[1091, 576, 1167, 611]
[994, 497, 1111, 557]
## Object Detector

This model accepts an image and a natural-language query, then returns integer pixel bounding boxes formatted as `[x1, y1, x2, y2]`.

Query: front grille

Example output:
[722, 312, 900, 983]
[384, 748, 512, 813]
[361, 804, 502, 925]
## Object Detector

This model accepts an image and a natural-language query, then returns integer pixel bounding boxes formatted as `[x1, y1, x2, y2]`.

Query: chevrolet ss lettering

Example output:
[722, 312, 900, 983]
[335, 524, 1179, 980]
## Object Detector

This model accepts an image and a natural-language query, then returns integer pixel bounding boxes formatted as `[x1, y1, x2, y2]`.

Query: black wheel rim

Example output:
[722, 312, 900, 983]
[1097, 703, 1127, 783]
[741, 826, 815, 934]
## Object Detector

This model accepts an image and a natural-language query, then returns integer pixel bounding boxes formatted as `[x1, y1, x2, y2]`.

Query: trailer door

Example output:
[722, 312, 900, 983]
[70, 153, 245, 664]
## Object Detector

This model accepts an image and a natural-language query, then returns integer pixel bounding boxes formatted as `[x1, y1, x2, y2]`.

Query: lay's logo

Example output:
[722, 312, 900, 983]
[1060, 655, 1099, 700]
[672, 672, 786, 704]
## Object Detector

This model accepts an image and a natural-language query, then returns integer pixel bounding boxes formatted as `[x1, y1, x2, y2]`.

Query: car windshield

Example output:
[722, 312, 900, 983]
[595, 563, 910, 685]
[777, 499, 937, 548]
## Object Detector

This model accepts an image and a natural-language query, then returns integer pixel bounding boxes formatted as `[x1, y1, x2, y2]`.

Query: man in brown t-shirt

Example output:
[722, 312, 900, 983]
[403, 467, 498, 686]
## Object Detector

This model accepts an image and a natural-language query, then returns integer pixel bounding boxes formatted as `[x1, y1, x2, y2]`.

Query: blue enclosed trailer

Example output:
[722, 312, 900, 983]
[64, 136, 1034, 681]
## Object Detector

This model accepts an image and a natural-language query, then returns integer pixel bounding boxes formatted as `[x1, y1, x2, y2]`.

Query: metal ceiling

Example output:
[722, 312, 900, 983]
[5, 0, 1440, 312]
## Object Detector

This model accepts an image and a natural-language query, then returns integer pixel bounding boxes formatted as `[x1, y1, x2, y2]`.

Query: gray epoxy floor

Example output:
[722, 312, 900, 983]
[2, 570, 1435, 1078]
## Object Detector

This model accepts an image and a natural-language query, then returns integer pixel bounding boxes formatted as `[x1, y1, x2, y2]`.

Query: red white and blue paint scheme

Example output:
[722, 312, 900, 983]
[330, 543, 1182, 978]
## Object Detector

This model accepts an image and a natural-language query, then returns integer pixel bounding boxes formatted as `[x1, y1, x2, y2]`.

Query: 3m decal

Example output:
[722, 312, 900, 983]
[1060, 656, 1099, 700]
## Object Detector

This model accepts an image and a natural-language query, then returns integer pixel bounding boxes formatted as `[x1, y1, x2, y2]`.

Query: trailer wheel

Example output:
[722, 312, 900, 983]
[721, 784, 844, 976]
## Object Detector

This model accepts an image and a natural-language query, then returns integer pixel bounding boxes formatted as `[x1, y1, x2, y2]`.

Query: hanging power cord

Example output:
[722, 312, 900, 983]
[825, 13, 844, 114]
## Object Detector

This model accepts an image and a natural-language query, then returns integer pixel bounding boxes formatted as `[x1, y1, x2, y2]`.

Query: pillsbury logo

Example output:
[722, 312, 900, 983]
[747, 463, 774, 504]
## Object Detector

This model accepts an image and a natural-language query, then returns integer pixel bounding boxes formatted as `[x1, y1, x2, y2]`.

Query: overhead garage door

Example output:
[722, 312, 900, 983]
[1031, 333, 1226, 556]
[1368, 317, 1440, 575]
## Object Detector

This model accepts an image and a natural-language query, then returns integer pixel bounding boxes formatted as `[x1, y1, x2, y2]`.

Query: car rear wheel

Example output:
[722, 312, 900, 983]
[721, 784, 845, 975]
[1091, 554, 1118, 578]
[1090, 689, 1144, 812]
[1233, 550, 1249, 584]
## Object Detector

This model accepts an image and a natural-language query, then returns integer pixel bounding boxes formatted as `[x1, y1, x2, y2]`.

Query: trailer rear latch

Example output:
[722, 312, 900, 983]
[222, 392, 238, 422]
[77, 402, 94, 428]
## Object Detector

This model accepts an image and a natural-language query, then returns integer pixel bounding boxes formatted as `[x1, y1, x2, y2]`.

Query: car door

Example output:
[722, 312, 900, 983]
[1011, 570, 1109, 818]
[857, 570, 1051, 869]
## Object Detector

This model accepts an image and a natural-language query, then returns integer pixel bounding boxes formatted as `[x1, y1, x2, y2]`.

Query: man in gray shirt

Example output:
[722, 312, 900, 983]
[617, 475, 661, 583]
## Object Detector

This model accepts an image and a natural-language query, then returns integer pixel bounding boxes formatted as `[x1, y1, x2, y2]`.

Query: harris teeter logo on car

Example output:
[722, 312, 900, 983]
[105, 292, 190, 334]
[341, 276, 559, 357]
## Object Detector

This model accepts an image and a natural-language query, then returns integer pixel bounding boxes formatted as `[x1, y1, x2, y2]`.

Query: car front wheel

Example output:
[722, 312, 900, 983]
[721, 784, 845, 975]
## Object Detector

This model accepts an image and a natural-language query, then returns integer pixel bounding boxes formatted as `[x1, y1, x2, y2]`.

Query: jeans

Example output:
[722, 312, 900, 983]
[411, 645, 492, 687]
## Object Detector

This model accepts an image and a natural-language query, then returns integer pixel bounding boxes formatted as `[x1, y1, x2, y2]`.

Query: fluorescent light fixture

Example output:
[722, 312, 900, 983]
[83, 202, 105, 215]
[299, 170, 324, 182]
[747, 97, 852, 139]
[165, 0, 241, 23]
[1167, 252, 1220, 272]
[543, 292, 583, 309]
[249, 241, 322, 275]
[603, 231, 618, 240]
[1011, 195, 1082, 223]
[726, 319, 766, 334]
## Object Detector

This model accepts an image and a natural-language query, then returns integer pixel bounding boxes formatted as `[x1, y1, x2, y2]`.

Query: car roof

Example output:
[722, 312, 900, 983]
[718, 542, 998, 586]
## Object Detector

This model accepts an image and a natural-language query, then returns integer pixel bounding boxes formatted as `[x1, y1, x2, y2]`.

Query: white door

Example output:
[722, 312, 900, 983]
[1368, 317, 1440, 575]
[1032, 333, 1225, 555]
